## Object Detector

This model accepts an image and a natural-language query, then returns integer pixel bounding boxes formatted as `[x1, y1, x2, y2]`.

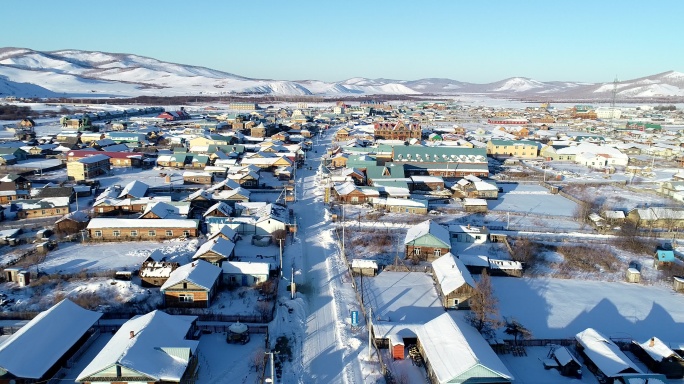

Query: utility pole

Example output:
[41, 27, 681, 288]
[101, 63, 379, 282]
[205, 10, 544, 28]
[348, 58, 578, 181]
[291, 263, 295, 299]
[341, 204, 345, 259]
[368, 307, 372, 361]
[278, 238, 283, 279]
[265, 351, 277, 383]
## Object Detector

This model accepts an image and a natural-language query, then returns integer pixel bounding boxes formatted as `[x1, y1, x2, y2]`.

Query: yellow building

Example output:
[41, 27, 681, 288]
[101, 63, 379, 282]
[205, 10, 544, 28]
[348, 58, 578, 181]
[486, 139, 539, 158]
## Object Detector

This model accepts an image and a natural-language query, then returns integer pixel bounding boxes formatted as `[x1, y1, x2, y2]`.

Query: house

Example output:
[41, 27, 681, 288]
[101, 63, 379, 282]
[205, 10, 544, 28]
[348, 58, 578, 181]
[67, 154, 111, 181]
[192, 237, 235, 266]
[628, 207, 684, 230]
[631, 337, 684, 378]
[12, 197, 71, 219]
[34, 186, 75, 202]
[118, 180, 148, 199]
[575, 328, 642, 383]
[410, 176, 445, 192]
[207, 225, 239, 242]
[487, 139, 539, 158]
[254, 203, 289, 236]
[76, 311, 199, 384]
[0, 173, 31, 203]
[415, 313, 513, 384]
[203, 201, 233, 219]
[333, 182, 369, 204]
[221, 261, 270, 286]
[404, 220, 451, 262]
[453, 176, 499, 199]
[87, 218, 199, 240]
[139, 201, 189, 219]
[450, 224, 490, 243]
[488, 258, 523, 277]
[212, 187, 251, 204]
[371, 197, 428, 214]
[0, 299, 102, 384]
[160, 260, 222, 308]
[55, 211, 90, 234]
[67, 150, 144, 168]
[431, 253, 476, 309]
[374, 120, 421, 141]
[183, 171, 213, 185]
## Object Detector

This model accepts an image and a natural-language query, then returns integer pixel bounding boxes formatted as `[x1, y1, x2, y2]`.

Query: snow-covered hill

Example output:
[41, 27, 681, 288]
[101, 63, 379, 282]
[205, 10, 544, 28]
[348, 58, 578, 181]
[0, 48, 682, 99]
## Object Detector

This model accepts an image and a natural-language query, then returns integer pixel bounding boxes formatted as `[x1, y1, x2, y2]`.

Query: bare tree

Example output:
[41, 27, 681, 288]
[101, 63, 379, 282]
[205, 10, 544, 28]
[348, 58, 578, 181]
[504, 318, 532, 346]
[250, 347, 266, 372]
[465, 270, 502, 338]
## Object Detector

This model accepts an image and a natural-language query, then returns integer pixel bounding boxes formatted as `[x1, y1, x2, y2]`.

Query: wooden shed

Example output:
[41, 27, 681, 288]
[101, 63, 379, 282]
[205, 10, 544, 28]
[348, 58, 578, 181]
[551, 346, 582, 378]
[626, 267, 641, 283]
[351, 259, 378, 277]
[631, 337, 684, 379]
[389, 334, 404, 360]
[463, 198, 488, 213]
[674, 276, 684, 292]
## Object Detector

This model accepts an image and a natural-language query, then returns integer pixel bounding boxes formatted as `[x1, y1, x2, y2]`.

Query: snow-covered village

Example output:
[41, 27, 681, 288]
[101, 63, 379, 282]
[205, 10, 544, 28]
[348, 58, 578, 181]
[2, 3, 684, 383]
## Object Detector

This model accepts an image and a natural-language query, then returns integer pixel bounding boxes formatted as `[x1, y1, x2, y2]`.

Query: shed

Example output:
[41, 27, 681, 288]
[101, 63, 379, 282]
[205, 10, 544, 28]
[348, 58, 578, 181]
[626, 268, 641, 283]
[631, 337, 684, 378]
[655, 250, 675, 270]
[351, 259, 378, 276]
[463, 198, 488, 213]
[389, 334, 404, 360]
[674, 276, 684, 292]
[551, 346, 582, 378]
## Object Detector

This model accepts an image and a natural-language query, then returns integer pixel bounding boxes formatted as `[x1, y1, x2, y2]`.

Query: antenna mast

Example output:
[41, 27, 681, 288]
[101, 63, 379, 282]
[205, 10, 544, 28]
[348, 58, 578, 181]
[611, 76, 619, 108]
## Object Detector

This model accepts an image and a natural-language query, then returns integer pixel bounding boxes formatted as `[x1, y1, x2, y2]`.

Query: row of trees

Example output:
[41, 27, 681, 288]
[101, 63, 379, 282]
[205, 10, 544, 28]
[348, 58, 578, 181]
[0, 104, 33, 120]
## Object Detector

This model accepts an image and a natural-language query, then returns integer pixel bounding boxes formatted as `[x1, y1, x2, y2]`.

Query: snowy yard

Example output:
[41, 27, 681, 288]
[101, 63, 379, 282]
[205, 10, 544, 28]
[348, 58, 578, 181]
[490, 184, 578, 217]
[37, 239, 201, 274]
[492, 277, 684, 341]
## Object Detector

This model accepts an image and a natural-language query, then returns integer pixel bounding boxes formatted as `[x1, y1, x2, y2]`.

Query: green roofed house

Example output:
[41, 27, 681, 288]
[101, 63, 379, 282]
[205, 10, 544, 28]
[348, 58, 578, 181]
[404, 220, 451, 262]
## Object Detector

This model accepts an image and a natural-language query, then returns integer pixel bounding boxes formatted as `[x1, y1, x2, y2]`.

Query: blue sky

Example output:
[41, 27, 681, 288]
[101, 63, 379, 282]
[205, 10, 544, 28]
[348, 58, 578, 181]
[1, 0, 682, 83]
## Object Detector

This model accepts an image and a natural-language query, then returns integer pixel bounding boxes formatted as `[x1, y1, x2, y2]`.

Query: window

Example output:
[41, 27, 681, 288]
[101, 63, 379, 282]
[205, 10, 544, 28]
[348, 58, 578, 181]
[434, 249, 441, 257]
[148, 230, 156, 236]
[56, 208, 61, 213]
[179, 294, 194, 303]
[41, 210, 46, 215]
[351, 196, 359, 203]
[130, 230, 138, 237]
[94, 230, 102, 237]
[166, 230, 173, 236]
[98, 208, 104, 213]
[413, 248, 421, 255]
[183, 231, 190, 237]
[113, 230, 120, 237]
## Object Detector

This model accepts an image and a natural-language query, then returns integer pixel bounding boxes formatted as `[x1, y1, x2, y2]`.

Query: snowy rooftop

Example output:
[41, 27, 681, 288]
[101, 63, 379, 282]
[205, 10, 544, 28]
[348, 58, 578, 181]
[638, 337, 680, 362]
[87, 218, 199, 229]
[404, 220, 450, 247]
[119, 180, 148, 198]
[414, 313, 513, 384]
[0, 299, 102, 379]
[161, 260, 222, 291]
[576, 328, 641, 377]
[431, 253, 475, 295]
[76, 311, 198, 382]
[221, 261, 270, 276]
[364, 271, 443, 324]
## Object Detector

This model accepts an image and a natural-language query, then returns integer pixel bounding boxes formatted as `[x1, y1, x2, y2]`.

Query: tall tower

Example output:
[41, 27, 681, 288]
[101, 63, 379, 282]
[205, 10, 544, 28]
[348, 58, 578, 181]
[611, 76, 619, 108]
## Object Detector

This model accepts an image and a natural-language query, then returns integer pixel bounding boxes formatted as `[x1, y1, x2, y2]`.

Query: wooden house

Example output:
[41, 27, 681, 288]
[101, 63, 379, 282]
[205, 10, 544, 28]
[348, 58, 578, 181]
[415, 314, 513, 384]
[0, 173, 31, 204]
[192, 237, 235, 266]
[183, 171, 213, 185]
[631, 337, 684, 379]
[404, 220, 451, 262]
[0, 300, 102, 384]
[431, 253, 475, 309]
[160, 260, 221, 308]
[87, 218, 199, 241]
[575, 328, 642, 383]
[13, 197, 71, 219]
[333, 182, 369, 204]
[76, 311, 199, 383]
[54, 211, 90, 235]
[207, 225, 239, 243]
[674, 276, 684, 292]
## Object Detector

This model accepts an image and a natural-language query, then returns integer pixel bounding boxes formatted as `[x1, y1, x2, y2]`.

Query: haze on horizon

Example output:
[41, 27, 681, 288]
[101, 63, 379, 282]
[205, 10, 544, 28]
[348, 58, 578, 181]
[1, 0, 682, 84]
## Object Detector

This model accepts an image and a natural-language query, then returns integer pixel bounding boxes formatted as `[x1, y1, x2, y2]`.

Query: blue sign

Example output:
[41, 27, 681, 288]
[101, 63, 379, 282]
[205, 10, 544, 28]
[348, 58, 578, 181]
[351, 311, 359, 327]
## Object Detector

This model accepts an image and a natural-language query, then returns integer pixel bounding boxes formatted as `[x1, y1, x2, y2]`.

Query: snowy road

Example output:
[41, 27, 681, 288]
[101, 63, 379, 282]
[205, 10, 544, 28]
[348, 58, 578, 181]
[288, 130, 366, 384]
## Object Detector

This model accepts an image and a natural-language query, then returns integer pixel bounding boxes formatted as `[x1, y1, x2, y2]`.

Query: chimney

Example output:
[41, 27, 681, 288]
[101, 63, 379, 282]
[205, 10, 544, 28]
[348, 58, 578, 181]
[129, 331, 135, 339]
[467, 224, 470, 229]
[649, 337, 655, 347]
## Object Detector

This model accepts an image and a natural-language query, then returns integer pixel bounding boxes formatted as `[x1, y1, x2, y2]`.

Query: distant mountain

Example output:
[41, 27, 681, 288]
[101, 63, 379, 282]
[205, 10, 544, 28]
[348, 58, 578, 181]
[0, 48, 682, 99]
